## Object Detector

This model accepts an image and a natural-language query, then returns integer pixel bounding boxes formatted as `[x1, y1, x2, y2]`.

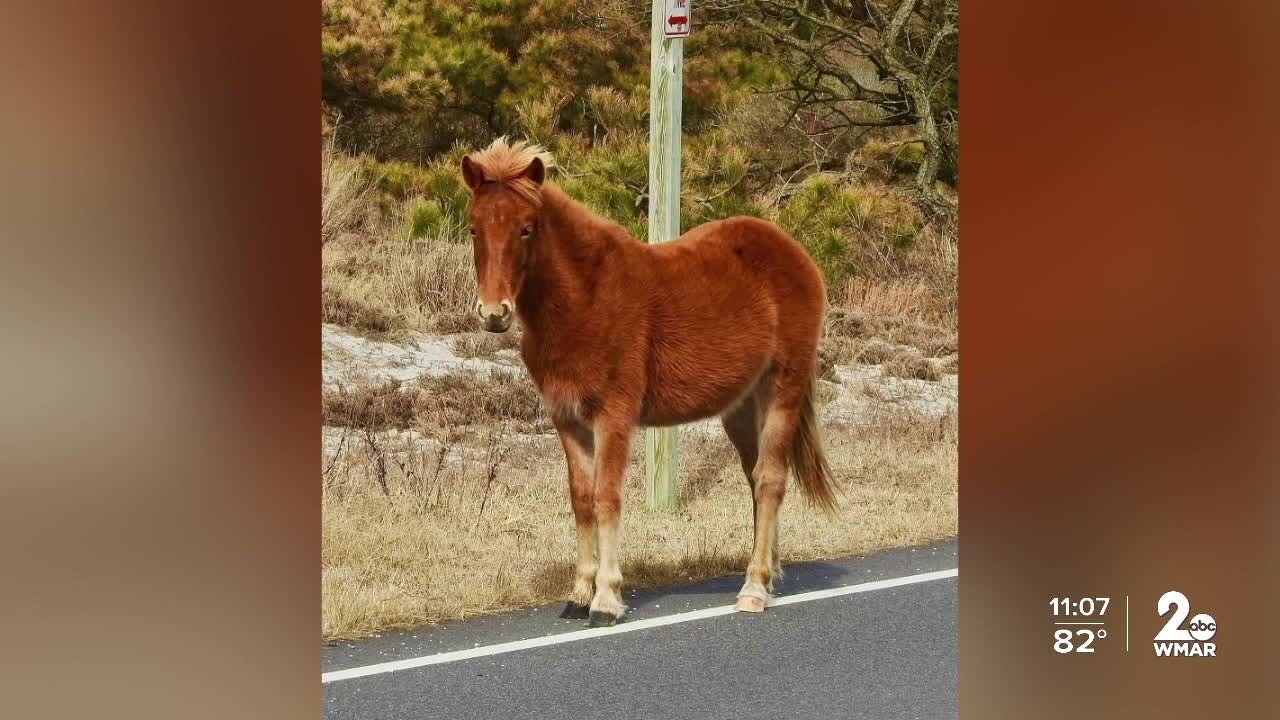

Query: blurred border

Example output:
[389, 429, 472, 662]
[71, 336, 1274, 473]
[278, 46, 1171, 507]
[0, 2, 318, 718]
[962, 1, 1279, 716]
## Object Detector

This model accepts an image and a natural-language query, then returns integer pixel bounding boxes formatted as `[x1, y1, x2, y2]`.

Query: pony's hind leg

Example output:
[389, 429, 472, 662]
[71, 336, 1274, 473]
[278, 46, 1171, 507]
[721, 394, 781, 591]
[735, 379, 800, 613]
[553, 418, 596, 620]
[720, 395, 759, 507]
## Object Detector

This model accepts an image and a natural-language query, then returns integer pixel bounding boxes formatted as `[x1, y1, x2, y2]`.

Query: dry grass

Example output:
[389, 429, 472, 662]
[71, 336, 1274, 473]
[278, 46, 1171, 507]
[858, 338, 900, 365]
[828, 277, 955, 346]
[819, 261, 957, 378]
[323, 234, 476, 336]
[324, 372, 548, 434]
[322, 142, 479, 335]
[452, 330, 521, 359]
[322, 132, 375, 245]
[910, 221, 959, 325]
[882, 351, 944, 382]
[819, 330, 954, 379]
[322, 405, 957, 640]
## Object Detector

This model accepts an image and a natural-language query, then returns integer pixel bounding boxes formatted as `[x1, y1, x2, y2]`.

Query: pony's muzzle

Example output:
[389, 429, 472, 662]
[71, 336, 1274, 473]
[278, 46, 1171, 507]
[477, 299, 514, 333]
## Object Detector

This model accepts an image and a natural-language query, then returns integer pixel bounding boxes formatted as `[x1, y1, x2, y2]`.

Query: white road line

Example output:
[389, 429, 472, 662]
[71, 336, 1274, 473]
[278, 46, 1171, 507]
[323, 567, 957, 684]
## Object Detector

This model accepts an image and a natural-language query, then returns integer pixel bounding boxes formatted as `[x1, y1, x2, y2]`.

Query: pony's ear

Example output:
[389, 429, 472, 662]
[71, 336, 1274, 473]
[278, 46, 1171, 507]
[523, 157, 546, 187]
[461, 155, 485, 192]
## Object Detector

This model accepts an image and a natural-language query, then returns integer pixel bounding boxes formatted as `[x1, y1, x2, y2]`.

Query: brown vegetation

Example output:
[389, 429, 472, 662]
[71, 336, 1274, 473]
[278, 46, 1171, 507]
[322, 404, 956, 639]
[323, 232, 476, 337]
[324, 372, 547, 434]
[452, 330, 521, 359]
[883, 352, 944, 382]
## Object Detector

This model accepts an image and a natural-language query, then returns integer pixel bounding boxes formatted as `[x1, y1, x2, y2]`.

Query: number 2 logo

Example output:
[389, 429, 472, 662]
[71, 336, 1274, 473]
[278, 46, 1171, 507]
[1156, 590, 1216, 642]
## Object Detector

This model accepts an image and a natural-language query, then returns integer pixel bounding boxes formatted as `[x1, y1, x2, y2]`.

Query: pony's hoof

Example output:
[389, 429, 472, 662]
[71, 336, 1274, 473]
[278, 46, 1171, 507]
[559, 602, 590, 620]
[587, 610, 619, 628]
[735, 595, 767, 613]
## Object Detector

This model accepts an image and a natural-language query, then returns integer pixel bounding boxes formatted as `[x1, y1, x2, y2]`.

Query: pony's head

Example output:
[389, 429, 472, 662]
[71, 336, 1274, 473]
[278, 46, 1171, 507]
[461, 137, 554, 333]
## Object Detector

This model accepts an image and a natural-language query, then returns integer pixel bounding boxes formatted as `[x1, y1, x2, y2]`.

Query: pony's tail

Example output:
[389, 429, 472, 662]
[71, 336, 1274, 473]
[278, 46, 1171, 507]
[789, 376, 839, 515]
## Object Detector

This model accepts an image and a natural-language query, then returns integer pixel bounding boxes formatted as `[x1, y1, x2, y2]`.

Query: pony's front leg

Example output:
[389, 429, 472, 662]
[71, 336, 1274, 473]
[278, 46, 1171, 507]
[553, 418, 596, 620]
[587, 419, 632, 627]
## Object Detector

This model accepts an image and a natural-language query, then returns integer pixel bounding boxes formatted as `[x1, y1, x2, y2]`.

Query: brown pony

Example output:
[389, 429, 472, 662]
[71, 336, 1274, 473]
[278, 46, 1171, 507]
[462, 137, 836, 626]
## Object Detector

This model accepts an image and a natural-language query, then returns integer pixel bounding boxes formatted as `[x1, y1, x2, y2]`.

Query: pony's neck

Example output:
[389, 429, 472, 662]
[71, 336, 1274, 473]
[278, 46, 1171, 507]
[517, 183, 630, 337]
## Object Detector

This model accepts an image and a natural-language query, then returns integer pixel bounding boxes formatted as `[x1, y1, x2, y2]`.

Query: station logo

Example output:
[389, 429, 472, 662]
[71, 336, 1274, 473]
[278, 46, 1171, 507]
[1153, 590, 1216, 657]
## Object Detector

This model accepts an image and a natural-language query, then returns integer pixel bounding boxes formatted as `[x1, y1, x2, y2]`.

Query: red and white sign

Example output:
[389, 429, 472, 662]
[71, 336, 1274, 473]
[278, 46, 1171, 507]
[664, 0, 691, 38]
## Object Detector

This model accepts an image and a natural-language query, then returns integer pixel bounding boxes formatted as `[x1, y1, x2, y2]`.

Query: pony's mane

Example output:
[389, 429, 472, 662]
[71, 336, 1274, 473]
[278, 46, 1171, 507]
[469, 136, 556, 206]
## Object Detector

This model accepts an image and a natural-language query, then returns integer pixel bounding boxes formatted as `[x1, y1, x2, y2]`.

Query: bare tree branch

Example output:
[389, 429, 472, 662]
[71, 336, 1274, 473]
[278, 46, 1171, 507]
[744, 0, 958, 214]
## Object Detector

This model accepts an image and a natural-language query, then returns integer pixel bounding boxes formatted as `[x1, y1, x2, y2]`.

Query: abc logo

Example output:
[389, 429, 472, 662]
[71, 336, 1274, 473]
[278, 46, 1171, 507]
[1188, 613, 1217, 641]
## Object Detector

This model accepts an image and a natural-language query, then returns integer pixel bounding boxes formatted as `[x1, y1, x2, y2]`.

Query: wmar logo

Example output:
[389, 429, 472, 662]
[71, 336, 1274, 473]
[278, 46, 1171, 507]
[1153, 590, 1217, 657]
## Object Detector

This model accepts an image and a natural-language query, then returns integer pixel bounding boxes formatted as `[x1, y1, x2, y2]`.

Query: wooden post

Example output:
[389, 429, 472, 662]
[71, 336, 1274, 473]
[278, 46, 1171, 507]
[644, 0, 685, 510]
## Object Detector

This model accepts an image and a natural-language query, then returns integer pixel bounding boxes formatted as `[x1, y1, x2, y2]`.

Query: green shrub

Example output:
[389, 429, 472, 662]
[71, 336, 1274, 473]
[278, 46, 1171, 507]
[362, 154, 470, 240]
[420, 158, 471, 215]
[362, 159, 423, 201]
[777, 177, 925, 289]
[857, 138, 927, 183]
[404, 198, 449, 240]
[778, 177, 857, 287]
[559, 133, 649, 237]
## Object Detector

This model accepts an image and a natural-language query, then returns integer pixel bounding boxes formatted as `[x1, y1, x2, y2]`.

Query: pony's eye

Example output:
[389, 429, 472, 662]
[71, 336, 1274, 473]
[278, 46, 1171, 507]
[468, 228, 477, 237]
[520, 225, 533, 238]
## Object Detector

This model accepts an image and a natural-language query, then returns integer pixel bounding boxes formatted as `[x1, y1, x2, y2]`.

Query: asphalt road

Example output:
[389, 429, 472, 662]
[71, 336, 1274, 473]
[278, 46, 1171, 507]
[324, 539, 957, 720]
